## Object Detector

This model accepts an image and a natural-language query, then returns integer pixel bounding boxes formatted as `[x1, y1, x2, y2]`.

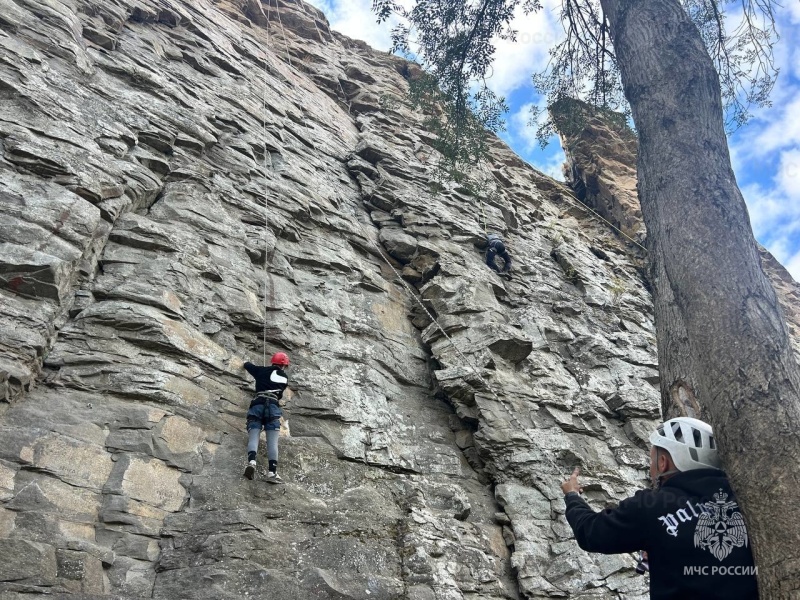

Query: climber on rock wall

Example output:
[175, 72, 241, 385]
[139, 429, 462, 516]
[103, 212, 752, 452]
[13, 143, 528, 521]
[243, 352, 290, 483]
[560, 417, 758, 599]
[485, 233, 512, 278]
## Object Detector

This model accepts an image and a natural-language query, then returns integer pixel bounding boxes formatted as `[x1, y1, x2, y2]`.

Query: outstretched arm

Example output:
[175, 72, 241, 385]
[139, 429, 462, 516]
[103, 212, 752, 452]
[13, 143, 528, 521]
[561, 468, 647, 554]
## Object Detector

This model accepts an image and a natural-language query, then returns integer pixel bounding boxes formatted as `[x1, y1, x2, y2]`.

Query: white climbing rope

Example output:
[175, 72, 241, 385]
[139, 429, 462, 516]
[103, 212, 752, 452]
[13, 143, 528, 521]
[548, 184, 647, 252]
[258, 0, 317, 363]
[273, 0, 294, 71]
[257, 5, 567, 484]
[261, 0, 273, 367]
[360, 175, 568, 485]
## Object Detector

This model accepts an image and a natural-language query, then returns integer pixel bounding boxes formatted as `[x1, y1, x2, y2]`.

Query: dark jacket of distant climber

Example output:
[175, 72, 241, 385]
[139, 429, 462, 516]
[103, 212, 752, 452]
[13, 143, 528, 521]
[486, 233, 512, 273]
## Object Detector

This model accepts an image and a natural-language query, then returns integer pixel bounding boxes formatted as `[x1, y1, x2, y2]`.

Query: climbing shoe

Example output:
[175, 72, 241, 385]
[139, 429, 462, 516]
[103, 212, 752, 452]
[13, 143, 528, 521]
[266, 471, 283, 484]
[244, 460, 256, 480]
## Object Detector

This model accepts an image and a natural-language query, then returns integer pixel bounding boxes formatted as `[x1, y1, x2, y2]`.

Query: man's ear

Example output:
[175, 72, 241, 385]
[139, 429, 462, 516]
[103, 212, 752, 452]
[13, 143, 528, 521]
[659, 449, 673, 472]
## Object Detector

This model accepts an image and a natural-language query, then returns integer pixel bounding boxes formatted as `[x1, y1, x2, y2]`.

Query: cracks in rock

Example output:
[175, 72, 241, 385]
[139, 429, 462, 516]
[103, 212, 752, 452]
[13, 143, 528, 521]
[338, 454, 420, 476]
[290, 428, 418, 475]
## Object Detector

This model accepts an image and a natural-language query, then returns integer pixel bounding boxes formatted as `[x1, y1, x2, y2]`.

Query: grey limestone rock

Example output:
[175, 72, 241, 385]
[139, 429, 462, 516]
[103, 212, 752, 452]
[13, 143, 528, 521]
[1, 0, 792, 598]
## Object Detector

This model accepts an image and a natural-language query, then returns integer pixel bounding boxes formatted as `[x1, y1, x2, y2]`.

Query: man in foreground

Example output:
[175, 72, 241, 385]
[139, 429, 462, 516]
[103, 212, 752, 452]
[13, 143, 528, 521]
[561, 417, 758, 599]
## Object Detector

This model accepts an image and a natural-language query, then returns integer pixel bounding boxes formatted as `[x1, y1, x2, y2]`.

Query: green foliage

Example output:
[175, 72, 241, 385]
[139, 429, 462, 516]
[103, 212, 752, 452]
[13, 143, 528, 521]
[374, 0, 535, 173]
[378, 93, 403, 111]
[407, 71, 506, 174]
[564, 265, 580, 285]
[373, 0, 779, 157]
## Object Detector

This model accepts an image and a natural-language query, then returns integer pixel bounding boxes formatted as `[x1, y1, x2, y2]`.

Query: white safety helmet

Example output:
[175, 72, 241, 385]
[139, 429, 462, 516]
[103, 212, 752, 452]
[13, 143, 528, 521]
[649, 417, 722, 472]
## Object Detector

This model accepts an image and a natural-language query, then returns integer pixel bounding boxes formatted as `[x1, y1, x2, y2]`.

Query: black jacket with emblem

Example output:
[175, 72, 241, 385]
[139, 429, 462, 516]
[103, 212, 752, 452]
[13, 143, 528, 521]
[564, 468, 758, 599]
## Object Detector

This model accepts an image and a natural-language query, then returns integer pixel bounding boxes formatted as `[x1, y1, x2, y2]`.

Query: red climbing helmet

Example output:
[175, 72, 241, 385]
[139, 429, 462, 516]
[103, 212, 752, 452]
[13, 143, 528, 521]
[270, 352, 290, 367]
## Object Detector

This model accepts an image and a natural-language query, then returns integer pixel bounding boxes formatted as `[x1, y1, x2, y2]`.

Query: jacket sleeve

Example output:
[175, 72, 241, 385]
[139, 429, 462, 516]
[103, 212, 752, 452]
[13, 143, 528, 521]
[272, 368, 288, 398]
[243, 362, 259, 378]
[564, 491, 648, 554]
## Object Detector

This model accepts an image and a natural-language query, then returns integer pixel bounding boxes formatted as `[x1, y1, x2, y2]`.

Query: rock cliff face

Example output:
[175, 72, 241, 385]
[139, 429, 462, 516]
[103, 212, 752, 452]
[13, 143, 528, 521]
[0, 1, 669, 598]
[552, 98, 800, 358]
[550, 99, 643, 242]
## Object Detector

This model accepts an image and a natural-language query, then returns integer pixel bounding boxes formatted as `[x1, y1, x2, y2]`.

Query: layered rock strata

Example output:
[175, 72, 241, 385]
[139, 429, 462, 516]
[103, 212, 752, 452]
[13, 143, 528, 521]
[552, 98, 800, 359]
[0, 0, 676, 598]
[550, 99, 643, 242]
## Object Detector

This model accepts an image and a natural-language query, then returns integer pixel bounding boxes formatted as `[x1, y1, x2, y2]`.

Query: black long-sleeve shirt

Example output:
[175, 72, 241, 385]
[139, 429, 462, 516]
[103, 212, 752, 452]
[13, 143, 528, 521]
[564, 469, 758, 599]
[243, 362, 288, 398]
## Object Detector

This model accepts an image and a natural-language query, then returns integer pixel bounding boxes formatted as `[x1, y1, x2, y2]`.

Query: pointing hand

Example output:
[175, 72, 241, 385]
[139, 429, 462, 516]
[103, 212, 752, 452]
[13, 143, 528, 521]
[561, 467, 583, 495]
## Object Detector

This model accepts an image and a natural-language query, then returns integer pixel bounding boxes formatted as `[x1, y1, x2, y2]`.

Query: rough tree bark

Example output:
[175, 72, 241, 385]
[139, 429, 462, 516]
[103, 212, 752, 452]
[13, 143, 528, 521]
[651, 256, 704, 420]
[598, 0, 800, 595]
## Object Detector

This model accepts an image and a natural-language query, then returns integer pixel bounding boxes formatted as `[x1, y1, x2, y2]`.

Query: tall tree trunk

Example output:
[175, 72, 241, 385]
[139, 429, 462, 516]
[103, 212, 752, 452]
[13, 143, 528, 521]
[598, 0, 800, 596]
[650, 254, 704, 420]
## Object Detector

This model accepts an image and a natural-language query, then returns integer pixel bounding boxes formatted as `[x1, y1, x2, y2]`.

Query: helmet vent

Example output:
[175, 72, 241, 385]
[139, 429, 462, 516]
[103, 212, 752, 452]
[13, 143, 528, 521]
[692, 428, 702, 447]
[689, 447, 699, 461]
[672, 422, 683, 441]
[709, 436, 716, 449]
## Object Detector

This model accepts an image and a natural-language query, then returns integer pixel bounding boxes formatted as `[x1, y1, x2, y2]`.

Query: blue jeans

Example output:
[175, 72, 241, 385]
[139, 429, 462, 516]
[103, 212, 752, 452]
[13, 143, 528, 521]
[246, 400, 282, 431]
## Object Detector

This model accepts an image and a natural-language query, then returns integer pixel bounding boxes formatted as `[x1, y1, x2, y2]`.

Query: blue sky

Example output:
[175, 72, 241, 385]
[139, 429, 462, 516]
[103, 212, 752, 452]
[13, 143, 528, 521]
[308, 0, 800, 280]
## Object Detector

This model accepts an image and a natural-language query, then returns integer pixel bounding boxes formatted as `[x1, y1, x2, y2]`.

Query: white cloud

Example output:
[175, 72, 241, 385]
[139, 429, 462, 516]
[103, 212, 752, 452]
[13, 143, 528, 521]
[750, 95, 800, 155]
[726, 4, 800, 279]
[743, 185, 792, 240]
[787, 0, 800, 24]
[741, 176, 800, 282]
[730, 4, 800, 157]
[531, 151, 566, 181]
[306, 0, 397, 50]
[503, 101, 565, 179]
[486, 1, 561, 98]
[776, 148, 800, 198]
[786, 250, 800, 281]
[509, 101, 542, 152]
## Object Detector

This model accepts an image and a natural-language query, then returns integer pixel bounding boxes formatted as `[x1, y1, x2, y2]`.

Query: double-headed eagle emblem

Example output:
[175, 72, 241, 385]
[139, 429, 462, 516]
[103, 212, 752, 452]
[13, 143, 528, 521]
[694, 489, 749, 561]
